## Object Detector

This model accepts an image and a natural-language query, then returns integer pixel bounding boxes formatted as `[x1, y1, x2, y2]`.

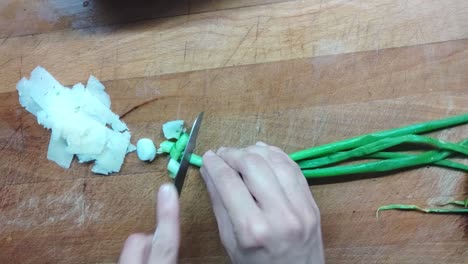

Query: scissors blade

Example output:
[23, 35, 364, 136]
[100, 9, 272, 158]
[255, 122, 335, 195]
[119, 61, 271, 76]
[174, 112, 204, 195]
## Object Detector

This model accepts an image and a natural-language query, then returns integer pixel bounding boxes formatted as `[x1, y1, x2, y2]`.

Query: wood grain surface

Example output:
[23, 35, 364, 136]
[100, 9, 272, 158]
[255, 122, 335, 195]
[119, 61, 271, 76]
[0, 0, 467, 263]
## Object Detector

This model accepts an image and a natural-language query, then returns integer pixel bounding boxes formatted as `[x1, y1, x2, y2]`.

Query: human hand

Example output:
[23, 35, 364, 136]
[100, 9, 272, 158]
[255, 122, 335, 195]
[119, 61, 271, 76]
[200, 142, 324, 264]
[119, 184, 180, 264]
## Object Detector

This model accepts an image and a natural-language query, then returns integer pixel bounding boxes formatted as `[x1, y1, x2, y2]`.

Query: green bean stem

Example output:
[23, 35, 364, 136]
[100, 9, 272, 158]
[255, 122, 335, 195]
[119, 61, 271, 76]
[289, 114, 468, 161]
[298, 135, 468, 169]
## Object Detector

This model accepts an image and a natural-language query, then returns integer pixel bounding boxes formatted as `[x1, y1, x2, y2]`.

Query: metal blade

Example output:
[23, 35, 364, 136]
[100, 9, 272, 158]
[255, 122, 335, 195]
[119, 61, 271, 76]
[174, 112, 204, 195]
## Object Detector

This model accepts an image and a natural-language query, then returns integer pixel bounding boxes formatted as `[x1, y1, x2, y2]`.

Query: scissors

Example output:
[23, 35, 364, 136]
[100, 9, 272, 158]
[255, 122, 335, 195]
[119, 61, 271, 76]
[174, 112, 204, 196]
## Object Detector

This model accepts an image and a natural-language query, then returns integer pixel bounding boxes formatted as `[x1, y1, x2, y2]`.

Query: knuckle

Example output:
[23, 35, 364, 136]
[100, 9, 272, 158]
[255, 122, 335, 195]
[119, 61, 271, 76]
[245, 145, 261, 153]
[215, 163, 232, 175]
[268, 145, 284, 153]
[269, 151, 290, 164]
[237, 218, 270, 248]
[152, 242, 178, 260]
[216, 146, 228, 154]
[207, 159, 233, 176]
[124, 233, 149, 248]
[282, 215, 303, 239]
[251, 221, 270, 244]
[152, 233, 178, 259]
[241, 152, 265, 167]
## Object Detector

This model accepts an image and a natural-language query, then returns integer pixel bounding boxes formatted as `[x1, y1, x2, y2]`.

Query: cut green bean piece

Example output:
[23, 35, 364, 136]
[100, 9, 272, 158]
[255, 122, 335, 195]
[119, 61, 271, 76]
[159, 140, 175, 153]
[298, 135, 468, 169]
[167, 158, 180, 178]
[289, 114, 468, 161]
[376, 204, 468, 217]
[170, 133, 189, 160]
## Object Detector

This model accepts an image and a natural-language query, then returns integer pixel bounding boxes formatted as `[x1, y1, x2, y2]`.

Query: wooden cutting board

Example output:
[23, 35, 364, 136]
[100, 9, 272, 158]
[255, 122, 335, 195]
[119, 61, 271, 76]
[0, 0, 467, 263]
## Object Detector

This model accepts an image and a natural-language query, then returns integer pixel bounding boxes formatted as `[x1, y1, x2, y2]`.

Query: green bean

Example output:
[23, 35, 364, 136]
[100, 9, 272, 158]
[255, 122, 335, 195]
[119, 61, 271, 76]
[376, 204, 468, 217]
[298, 135, 468, 169]
[301, 149, 453, 178]
[448, 199, 468, 207]
[190, 147, 461, 177]
[159, 140, 175, 153]
[190, 154, 203, 167]
[368, 152, 468, 171]
[289, 114, 468, 161]
[192, 139, 468, 175]
[170, 133, 189, 160]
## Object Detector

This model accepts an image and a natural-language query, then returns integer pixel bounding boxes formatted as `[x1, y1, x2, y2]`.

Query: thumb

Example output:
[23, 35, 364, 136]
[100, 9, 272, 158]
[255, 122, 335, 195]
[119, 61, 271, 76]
[148, 183, 180, 264]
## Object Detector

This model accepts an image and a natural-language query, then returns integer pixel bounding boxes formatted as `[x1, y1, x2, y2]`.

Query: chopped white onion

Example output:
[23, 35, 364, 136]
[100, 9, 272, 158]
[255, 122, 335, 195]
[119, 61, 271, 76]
[162, 120, 184, 139]
[136, 138, 157, 162]
[17, 66, 134, 175]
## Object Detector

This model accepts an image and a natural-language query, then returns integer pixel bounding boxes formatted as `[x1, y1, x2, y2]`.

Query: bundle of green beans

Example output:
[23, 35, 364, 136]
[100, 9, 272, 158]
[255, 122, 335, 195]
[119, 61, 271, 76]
[176, 114, 468, 215]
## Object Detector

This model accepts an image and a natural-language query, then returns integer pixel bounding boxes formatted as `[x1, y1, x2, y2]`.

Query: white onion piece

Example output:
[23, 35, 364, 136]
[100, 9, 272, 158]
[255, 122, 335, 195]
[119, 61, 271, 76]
[162, 120, 184, 139]
[136, 138, 157, 162]
[16, 66, 135, 175]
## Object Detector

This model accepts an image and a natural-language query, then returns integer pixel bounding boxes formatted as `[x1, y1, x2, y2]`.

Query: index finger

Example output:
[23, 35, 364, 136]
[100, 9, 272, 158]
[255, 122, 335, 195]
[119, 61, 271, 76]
[202, 151, 264, 229]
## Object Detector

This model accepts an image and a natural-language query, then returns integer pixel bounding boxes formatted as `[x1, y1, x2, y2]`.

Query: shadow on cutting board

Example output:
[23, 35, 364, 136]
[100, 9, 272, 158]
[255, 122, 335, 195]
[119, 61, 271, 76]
[90, 0, 212, 26]
[308, 167, 468, 233]
[92, 0, 187, 21]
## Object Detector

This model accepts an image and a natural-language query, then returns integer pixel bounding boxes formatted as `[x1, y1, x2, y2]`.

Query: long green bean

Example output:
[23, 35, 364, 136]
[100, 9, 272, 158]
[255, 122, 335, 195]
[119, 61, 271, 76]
[368, 152, 468, 171]
[448, 199, 468, 207]
[190, 140, 468, 173]
[301, 149, 454, 178]
[289, 114, 468, 161]
[298, 135, 468, 169]
[190, 154, 203, 167]
[376, 204, 468, 217]
[192, 146, 462, 177]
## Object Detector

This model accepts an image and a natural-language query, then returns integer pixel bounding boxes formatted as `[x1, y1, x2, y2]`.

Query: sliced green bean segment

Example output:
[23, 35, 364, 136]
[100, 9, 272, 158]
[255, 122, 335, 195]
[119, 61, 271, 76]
[167, 158, 180, 178]
[289, 114, 468, 161]
[376, 204, 468, 217]
[170, 133, 189, 160]
[298, 135, 468, 169]
[159, 140, 175, 153]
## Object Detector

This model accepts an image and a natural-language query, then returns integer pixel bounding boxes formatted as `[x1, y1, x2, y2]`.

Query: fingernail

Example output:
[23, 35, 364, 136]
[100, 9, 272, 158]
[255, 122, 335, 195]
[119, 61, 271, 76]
[159, 184, 174, 201]
[256, 141, 268, 146]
